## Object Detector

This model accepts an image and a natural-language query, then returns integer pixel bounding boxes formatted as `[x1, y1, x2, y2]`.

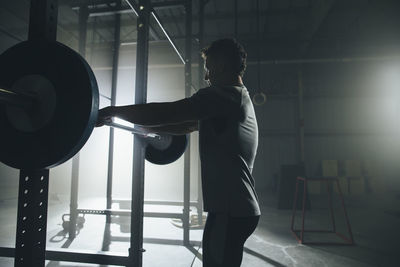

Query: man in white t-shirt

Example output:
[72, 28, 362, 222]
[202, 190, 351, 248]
[97, 38, 260, 267]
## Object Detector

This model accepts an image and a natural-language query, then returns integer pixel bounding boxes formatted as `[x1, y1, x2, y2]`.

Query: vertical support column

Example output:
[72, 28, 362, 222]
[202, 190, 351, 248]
[28, 0, 58, 41]
[197, 0, 205, 227]
[106, 0, 121, 224]
[16, 0, 57, 265]
[297, 70, 305, 164]
[183, 0, 192, 247]
[69, 156, 79, 240]
[78, 6, 88, 57]
[15, 169, 49, 267]
[130, 0, 150, 265]
[69, 5, 89, 240]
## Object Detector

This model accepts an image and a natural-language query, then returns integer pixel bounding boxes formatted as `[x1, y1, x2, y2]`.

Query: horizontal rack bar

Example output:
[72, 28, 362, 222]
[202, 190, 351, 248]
[77, 208, 184, 219]
[113, 198, 202, 207]
[0, 247, 129, 266]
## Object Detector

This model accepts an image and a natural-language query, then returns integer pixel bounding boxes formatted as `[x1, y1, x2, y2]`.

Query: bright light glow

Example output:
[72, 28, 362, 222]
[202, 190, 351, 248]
[380, 62, 400, 97]
[114, 117, 134, 127]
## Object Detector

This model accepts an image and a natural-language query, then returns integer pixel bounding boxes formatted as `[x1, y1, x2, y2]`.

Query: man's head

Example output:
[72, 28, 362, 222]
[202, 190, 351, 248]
[201, 38, 247, 86]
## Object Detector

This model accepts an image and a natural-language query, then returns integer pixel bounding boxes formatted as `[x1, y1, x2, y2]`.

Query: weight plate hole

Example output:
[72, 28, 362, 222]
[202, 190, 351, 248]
[25, 177, 29, 182]
[23, 203, 27, 207]
[24, 189, 28, 194]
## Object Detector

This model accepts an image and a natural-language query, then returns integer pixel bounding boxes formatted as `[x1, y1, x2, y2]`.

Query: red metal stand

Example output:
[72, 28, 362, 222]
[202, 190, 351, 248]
[290, 176, 354, 245]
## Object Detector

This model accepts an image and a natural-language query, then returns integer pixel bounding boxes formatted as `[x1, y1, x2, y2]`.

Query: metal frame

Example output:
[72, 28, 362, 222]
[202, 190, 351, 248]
[182, 0, 192, 246]
[0, 0, 57, 266]
[106, 0, 122, 225]
[67, 0, 202, 243]
[129, 0, 151, 265]
[64, 0, 200, 266]
[290, 176, 354, 245]
[196, 0, 206, 227]
[68, 3, 88, 241]
[0, 0, 199, 266]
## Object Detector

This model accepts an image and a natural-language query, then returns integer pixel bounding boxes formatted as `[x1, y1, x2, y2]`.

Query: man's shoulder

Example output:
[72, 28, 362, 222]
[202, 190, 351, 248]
[194, 85, 244, 97]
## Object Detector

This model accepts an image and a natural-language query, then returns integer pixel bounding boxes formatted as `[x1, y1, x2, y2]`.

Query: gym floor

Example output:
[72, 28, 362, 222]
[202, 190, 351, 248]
[0, 190, 398, 267]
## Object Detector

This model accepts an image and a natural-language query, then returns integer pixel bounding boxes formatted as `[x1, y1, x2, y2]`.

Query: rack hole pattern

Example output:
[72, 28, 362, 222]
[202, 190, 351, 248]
[15, 169, 49, 267]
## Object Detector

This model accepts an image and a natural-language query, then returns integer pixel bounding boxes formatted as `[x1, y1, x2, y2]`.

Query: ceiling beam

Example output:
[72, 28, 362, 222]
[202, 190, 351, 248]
[151, 0, 185, 9]
[85, 6, 309, 18]
[59, 0, 119, 7]
[61, 0, 161, 40]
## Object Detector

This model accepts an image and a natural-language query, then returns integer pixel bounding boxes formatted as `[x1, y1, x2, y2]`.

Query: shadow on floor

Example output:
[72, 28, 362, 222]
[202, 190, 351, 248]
[243, 247, 287, 267]
[186, 244, 203, 261]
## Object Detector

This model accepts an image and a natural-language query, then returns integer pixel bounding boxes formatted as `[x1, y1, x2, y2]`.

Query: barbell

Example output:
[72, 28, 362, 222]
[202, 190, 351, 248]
[0, 40, 188, 170]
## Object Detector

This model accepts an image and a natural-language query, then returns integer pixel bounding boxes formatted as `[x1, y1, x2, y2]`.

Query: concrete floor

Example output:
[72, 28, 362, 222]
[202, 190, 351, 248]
[0, 190, 399, 267]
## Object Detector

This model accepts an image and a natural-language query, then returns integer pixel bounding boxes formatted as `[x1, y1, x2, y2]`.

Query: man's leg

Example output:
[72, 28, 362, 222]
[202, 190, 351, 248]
[202, 213, 229, 267]
[202, 213, 259, 267]
[222, 215, 260, 267]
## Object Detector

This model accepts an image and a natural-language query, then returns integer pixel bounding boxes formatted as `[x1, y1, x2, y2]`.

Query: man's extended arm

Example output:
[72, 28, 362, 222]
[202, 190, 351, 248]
[139, 121, 198, 135]
[97, 99, 199, 127]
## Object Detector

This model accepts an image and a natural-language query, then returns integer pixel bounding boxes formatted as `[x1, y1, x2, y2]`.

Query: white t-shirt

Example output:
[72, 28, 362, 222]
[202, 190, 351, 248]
[187, 85, 260, 217]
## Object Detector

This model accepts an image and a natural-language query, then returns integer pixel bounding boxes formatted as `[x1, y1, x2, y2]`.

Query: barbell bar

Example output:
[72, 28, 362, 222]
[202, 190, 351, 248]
[102, 120, 190, 165]
[0, 87, 158, 138]
[103, 119, 160, 139]
[0, 40, 187, 169]
[0, 88, 34, 110]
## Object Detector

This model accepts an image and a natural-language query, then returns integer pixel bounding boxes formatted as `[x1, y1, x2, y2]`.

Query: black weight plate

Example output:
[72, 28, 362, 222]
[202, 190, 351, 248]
[145, 134, 188, 165]
[0, 40, 99, 170]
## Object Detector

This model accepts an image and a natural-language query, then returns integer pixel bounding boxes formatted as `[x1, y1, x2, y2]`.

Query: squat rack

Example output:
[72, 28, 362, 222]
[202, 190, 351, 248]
[0, 0, 205, 266]
[66, 0, 204, 249]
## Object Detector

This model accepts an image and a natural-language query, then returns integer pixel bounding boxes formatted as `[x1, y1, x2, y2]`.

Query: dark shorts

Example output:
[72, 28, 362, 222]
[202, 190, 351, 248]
[202, 213, 260, 267]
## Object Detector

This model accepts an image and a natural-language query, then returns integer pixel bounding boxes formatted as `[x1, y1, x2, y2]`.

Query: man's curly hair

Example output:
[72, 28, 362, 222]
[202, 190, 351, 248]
[201, 38, 247, 77]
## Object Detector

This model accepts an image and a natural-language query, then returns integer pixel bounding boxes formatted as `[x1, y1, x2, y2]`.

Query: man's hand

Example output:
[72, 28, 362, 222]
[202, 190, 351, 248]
[96, 106, 115, 127]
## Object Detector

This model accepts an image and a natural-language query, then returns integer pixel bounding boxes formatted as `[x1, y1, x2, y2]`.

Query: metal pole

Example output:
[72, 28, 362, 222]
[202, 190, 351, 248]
[106, 0, 121, 224]
[197, 0, 205, 227]
[28, 0, 58, 41]
[69, 155, 79, 240]
[123, 0, 160, 41]
[297, 70, 305, 164]
[252, 55, 400, 65]
[104, 121, 159, 138]
[78, 6, 88, 57]
[69, 4, 89, 241]
[130, 0, 150, 265]
[150, 11, 185, 64]
[183, 0, 192, 247]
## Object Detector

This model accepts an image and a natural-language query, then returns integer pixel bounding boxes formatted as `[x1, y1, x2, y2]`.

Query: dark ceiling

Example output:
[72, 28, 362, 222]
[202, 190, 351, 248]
[1, 0, 400, 62]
